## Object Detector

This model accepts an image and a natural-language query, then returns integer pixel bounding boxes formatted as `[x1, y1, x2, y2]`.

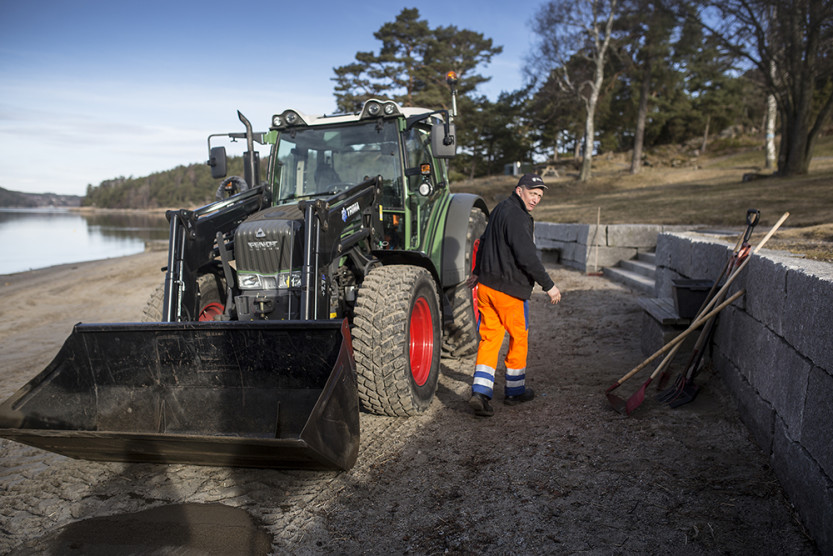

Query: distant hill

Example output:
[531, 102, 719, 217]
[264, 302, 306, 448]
[82, 157, 254, 210]
[0, 187, 82, 208]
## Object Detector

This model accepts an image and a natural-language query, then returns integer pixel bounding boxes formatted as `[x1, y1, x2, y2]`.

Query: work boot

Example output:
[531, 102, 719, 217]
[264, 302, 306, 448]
[469, 392, 494, 417]
[504, 387, 535, 406]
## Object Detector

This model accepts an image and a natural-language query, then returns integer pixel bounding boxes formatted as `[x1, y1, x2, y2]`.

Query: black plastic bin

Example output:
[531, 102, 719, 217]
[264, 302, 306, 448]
[672, 279, 714, 319]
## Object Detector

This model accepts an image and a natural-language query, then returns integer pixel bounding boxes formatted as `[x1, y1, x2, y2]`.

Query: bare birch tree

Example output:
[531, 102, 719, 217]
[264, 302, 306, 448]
[529, 0, 619, 181]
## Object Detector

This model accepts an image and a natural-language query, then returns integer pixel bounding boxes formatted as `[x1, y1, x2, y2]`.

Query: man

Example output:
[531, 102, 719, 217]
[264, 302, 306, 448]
[467, 173, 561, 417]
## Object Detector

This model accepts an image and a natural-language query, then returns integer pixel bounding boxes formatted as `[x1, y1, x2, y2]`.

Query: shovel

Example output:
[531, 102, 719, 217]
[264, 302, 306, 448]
[606, 289, 745, 414]
[606, 211, 788, 414]
[655, 209, 759, 390]
[657, 209, 760, 400]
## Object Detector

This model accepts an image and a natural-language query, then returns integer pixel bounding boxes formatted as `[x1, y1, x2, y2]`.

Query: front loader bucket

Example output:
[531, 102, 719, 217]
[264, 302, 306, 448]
[0, 319, 359, 470]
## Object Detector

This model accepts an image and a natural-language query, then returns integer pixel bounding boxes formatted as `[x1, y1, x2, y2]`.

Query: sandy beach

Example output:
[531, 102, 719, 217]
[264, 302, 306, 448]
[0, 250, 818, 554]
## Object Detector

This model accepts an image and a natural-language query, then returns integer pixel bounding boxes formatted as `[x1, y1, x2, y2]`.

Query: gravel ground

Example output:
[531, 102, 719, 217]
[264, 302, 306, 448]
[0, 251, 819, 555]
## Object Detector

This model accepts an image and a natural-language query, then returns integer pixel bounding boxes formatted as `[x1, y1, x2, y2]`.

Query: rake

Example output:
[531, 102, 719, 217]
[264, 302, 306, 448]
[605, 211, 788, 415]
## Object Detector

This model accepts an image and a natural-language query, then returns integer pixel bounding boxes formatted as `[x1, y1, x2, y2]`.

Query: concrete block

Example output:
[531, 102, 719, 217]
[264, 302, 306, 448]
[591, 246, 638, 268]
[802, 366, 833, 480]
[654, 267, 682, 299]
[715, 350, 774, 453]
[559, 242, 581, 264]
[606, 224, 661, 249]
[535, 236, 567, 251]
[771, 419, 833, 555]
[783, 264, 833, 372]
[744, 256, 789, 337]
[689, 241, 732, 283]
[534, 222, 584, 243]
[713, 307, 760, 384]
[742, 327, 810, 439]
[665, 234, 695, 277]
[577, 224, 605, 247]
[675, 233, 730, 278]
[661, 224, 694, 234]
[654, 234, 675, 268]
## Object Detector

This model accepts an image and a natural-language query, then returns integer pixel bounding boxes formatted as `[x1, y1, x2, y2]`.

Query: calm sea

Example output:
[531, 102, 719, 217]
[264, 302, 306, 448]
[1, 209, 169, 275]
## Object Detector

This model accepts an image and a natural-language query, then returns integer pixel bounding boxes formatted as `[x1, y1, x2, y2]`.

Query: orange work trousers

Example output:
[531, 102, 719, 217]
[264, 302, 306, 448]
[471, 283, 529, 399]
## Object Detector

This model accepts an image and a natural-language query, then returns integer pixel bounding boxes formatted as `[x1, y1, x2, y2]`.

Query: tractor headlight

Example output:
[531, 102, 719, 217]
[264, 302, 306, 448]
[238, 271, 302, 290]
[360, 99, 401, 119]
[270, 110, 308, 130]
[239, 273, 262, 290]
[366, 101, 381, 116]
[279, 271, 302, 289]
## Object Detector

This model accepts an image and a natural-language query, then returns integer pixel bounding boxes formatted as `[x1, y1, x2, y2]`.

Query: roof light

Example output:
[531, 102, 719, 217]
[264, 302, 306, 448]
[270, 110, 308, 130]
[360, 99, 402, 119]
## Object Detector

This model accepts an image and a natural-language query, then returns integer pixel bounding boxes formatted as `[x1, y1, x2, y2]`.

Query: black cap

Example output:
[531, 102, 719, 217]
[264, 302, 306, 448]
[517, 173, 548, 190]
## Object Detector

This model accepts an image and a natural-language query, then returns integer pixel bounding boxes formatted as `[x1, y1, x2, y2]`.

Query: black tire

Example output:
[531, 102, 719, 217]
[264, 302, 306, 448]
[442, 208, 487, 358]
[353, 265, 442, 416]
[141, 274, 225, 322]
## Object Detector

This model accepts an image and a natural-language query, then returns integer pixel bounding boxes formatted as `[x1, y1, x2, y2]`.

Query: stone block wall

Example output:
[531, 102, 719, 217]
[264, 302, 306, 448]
[655, 232, 833, 554]
[534, 222, 685, 273]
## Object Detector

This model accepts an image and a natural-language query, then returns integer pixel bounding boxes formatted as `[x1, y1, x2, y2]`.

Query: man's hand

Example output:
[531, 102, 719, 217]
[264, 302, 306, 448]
[546, 285, 561, 305]
[466, 273, 479, 289]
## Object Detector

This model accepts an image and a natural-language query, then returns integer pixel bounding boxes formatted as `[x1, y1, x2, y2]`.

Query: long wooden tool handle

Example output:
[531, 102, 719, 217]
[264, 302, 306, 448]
[615, 289, 745, 385]
[611, 211, 787, 388]
[686, 212, 788, 324]
[650, 341, 682, 380]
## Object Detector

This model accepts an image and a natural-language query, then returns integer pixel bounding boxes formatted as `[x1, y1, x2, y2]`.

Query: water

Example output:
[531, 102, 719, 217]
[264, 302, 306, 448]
[1, 209, 169, 275]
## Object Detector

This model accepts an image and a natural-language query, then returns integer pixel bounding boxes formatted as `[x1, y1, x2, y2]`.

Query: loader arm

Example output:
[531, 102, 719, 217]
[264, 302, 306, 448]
[297, 175, 384, 320]
[163, 185, 270, 322]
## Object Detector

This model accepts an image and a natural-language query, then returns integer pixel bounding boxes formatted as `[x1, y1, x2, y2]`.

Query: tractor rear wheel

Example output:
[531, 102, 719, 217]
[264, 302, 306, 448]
[353, 265, 441, 416]
[442, 208, 487, 358]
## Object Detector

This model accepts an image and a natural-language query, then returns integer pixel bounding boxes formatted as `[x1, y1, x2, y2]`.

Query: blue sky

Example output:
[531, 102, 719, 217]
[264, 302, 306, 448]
[1, 1, 543, 196]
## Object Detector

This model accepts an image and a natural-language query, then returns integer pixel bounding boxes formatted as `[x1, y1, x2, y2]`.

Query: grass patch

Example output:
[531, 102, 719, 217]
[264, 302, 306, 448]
[450, 137, 833, 263]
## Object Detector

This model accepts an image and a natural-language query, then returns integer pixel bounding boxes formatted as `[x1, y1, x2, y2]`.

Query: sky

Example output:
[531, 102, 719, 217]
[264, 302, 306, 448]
[0, 0, 544, 196]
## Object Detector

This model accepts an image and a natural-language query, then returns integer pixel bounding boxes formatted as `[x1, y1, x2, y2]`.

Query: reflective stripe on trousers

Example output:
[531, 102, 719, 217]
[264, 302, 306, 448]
[471, 283, 529, 399]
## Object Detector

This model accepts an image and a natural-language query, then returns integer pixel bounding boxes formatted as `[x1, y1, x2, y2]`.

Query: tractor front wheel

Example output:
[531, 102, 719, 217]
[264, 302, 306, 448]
[353, 265, 441, 416]
[141, 273, 225, 322]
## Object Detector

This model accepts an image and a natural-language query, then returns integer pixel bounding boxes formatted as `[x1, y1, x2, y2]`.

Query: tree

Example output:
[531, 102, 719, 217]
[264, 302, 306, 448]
[331, 8, 502, 113]
[528, 70, 585, 164]
[455, 92, 535, 179]
[529, 0, 620, 181]
[615, 0, 678, 174]
[698, 0, 833, 175]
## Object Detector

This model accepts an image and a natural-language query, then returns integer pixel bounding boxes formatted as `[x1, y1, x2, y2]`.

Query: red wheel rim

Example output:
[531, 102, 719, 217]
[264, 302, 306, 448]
[199, 302, 224, 322]
[409, 296, 434, 386]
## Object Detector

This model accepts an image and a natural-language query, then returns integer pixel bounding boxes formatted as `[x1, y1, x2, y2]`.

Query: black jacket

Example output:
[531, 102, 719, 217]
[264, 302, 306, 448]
[474, 192, 555, 300]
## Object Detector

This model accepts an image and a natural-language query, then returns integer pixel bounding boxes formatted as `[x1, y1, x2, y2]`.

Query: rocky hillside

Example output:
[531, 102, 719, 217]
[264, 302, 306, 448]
[0, 187, 82, 208]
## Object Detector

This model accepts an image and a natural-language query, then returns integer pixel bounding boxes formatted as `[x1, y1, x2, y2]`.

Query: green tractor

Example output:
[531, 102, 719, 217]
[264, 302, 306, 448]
[0, 76, 488, 470]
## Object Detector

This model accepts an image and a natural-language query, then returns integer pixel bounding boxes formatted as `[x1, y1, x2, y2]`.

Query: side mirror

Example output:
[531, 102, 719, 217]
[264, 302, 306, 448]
[208, 146, 227, 179]
[431, 123, 456, 159]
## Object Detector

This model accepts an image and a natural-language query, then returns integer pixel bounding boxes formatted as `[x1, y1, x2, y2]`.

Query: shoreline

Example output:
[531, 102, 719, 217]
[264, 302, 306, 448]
[1, 242, 167, 280]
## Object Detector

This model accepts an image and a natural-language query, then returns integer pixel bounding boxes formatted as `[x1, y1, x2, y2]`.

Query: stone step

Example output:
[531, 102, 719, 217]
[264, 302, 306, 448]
[604, 266, 655, 296]
[619, 258, 656, 280]
[637, 251, 656, 265]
